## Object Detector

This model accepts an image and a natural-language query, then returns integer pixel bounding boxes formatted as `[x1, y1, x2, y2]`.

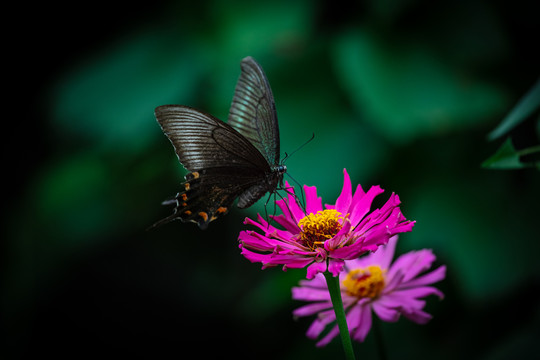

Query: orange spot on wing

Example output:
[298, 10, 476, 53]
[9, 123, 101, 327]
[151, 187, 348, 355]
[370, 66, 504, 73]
[198, 212, 209, 222]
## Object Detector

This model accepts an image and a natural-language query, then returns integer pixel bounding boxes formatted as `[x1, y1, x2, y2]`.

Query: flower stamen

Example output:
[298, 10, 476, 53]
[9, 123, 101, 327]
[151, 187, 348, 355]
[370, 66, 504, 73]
[342, 265, 385, 298]
[298, 209, 344, 251]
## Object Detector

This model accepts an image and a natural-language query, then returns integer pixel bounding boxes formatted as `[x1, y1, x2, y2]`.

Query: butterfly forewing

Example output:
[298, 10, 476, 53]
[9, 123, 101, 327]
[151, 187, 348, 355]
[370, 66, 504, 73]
[155, 105, 269, 170]
[228, 56, 280, 167]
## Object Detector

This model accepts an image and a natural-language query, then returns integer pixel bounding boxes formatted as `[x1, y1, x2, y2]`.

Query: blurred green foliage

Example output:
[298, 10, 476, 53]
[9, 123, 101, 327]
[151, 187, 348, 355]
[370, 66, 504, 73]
[488, 79, 540, 141]
[482, 138, 540, 169]
[483, 79, 540, 169]
[4, 0, 540, 359]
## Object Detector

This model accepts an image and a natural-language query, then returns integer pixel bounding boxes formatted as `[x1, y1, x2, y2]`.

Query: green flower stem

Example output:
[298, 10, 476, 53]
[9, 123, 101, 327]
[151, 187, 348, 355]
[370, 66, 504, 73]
[324, 271, 356, 360]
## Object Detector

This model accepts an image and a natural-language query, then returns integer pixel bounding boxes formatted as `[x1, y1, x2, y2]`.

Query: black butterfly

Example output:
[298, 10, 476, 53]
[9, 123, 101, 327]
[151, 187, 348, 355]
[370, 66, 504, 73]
[152, 56, 286, 229]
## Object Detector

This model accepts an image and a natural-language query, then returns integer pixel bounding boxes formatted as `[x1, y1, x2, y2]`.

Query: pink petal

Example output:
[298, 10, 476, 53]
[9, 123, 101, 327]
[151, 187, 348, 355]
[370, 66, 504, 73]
[356, 235, 398, 270]
[306, 261, 328, 279]
[334, 168, 352, 214]
[380, 291, 427, 311]
[356, 210, 414, 252]
[242, 216, 275, 236]
[238, 231, 278, 252]
[327, 259, 345, 277]
[402, 265, 446, 289]
[388, 249, 437, 283]
[325, 218, 353, 250]
[239, 244, 315, 271]
[402, 309, 432, 324]
[270, 214, 300, 234]
[305, 185, 322, 215]
[329, 233, 373, 260]
[392, 286, 445, 300]
[349, 185, 384, 226]
[312, 302, 364, 346]
[238, 232, 271, 252]
[383, 267, 406, 293]
[345, 301, 362, 330]
[377, 235, 398, 268]
[355, 193, 400, 233]
[297, 273, 327, 288]
[389, 219, 416, 236]
[276, 182, 305, 224]
[293, 301, 333, 317]
[239, 248, 276, 267]
[315, 325, 340, 347]
[287, 192, 307, 224]
[372, 301, 400, 322]
[342, 257, 363, 272]
[242, 216, 293, 243]
[350, 183, 366, 209]
[268, 254, 314, 268]
[307, 309, 335, 340]
[351, 303, 373, 342]
[275, 198, 292, 218]
[291, 286, 332, 302]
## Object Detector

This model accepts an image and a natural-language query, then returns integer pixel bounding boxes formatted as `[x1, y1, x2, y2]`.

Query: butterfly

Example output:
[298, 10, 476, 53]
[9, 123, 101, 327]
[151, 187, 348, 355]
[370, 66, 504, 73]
[152, 56, 286, 229]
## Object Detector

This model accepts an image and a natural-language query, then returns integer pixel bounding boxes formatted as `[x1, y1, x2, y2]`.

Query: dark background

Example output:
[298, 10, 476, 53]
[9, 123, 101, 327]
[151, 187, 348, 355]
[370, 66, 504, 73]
[4, 1, 540, 358]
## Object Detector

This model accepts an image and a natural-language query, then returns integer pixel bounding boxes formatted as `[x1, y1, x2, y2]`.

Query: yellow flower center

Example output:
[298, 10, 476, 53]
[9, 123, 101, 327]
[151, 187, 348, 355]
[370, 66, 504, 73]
[298, 209, 344, 251]
[342, 265, 385, 299]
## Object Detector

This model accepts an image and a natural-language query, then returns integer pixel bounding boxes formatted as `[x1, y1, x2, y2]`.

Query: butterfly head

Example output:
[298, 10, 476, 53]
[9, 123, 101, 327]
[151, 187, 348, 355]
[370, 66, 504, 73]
[272, 164, 287, 187]
[275, 164, 287, 174]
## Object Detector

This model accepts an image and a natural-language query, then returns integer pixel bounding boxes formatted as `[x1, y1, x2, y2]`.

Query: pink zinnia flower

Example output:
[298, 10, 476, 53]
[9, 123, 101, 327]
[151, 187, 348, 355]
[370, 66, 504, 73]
[238, 169, 415, 279]
[292, 236, 446, 346]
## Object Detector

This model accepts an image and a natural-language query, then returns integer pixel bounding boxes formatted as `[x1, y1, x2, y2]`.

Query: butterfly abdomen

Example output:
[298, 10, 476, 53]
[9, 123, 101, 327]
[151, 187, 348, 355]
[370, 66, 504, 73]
[237, 183, 269, 208]
[237, 166, 286, 208]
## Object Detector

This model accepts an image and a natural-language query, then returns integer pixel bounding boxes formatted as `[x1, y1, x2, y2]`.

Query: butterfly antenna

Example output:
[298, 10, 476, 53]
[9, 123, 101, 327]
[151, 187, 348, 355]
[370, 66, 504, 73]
[282, 133, 315, 163]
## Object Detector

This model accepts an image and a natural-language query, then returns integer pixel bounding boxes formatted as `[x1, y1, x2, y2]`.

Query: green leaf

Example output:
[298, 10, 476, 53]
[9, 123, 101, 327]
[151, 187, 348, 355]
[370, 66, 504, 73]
[482, 138, 526, 169]
[488, 78, 540, 140]
[333, 29, 509, 142]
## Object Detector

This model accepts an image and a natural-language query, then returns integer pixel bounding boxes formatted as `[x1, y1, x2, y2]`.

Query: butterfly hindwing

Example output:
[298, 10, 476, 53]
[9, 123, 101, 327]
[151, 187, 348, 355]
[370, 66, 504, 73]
[155, 167, 267, 229]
